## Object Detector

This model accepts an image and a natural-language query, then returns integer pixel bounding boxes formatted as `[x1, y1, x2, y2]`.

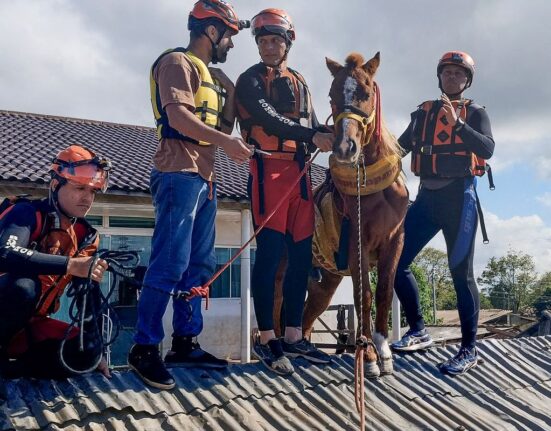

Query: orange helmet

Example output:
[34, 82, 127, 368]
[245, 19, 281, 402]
[251, 9, 295, 44]
[50, 145, 111, 193]
[188, 0, 248, 34]
[437, 51, 475, 86]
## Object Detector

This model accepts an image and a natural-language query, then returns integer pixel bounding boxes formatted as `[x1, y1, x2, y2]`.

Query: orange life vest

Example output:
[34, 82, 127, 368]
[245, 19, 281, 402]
[237, 65, 312, 160]
[0, 198, 99, 316]
[410, 99, 487, 178]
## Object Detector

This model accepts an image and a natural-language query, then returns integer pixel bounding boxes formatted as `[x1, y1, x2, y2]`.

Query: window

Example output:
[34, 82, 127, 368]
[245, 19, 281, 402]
[85, 215, 103, 226]
[210, 247, 256, 299]
[109, 216, 155, 228]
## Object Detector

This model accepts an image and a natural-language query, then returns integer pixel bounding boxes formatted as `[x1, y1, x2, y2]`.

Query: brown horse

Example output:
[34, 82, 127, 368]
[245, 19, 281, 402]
[299, 52, 409, 377]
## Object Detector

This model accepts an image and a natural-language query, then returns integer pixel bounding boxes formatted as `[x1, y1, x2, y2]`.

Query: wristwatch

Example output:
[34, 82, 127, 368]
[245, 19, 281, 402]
[455, 118, 465, 131]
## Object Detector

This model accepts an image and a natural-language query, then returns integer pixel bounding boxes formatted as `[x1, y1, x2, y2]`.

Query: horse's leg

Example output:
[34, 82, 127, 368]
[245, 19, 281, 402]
[303, 268, 343, 338]
[374, 228, 405, 375]
[348, 215, 379, 377]
[272, 254, 287, 338]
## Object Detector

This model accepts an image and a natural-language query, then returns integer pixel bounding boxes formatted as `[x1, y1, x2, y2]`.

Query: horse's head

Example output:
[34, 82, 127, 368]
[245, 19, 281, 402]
[326, 52, 380, 164]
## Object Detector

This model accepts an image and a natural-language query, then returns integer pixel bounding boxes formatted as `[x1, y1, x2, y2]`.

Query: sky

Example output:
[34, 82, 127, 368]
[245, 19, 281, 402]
[1, 0, 550, 304]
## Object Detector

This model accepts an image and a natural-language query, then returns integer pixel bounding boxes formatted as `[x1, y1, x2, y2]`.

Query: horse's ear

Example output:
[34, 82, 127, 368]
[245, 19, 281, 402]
[362, 51, 380, 75]
[326, 57, 344, 77]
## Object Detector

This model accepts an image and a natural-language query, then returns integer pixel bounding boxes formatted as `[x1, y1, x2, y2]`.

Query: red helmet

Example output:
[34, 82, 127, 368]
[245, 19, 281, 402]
[251, 9, 295, 43]
[188, 0, 247, 34]
[50, 145, 111, 193]
[437, 51, 475, 85]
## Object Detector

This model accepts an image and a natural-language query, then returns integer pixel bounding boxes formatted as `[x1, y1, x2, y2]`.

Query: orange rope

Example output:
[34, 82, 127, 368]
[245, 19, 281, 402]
[185, 150, 321, 309]
[354, 336, 368, 430]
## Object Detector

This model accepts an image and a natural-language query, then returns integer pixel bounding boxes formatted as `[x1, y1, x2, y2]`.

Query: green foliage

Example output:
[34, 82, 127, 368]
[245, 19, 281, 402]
[532, 272, 551, 317]
[398, 263, 434, 326]
[477, 249, 537, 313]
[414, 247, 456, 310]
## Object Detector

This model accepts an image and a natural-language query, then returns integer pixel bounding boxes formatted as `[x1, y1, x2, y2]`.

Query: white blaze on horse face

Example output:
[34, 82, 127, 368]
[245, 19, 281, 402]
[373, 332, 392, 359]
[335, 76, 359, 156]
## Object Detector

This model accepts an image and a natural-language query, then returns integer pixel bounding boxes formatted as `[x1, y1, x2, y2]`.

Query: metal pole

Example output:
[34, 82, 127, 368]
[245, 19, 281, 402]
[391, 292, 401, 341]
[432, 269, 437, 324]
[240, 209, 251, 363]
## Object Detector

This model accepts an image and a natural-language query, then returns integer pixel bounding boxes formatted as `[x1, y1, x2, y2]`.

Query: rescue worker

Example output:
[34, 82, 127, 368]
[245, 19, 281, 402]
[236, 9, 334, 375]
[391, 51, 495, 375]
[0, 145, 111, 379]
[128, 0, 253, 390]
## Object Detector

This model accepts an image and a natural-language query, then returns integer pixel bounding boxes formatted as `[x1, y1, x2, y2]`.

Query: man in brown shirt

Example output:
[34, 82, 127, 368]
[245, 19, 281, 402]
[128, 0, 253, 390]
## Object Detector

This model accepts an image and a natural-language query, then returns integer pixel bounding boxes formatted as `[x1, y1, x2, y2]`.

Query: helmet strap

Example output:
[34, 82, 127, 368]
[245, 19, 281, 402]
[49, 177, 77, 223]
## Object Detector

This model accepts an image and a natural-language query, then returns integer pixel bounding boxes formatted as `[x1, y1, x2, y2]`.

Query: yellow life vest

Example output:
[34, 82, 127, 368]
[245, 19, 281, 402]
[150, 48, 225, 146]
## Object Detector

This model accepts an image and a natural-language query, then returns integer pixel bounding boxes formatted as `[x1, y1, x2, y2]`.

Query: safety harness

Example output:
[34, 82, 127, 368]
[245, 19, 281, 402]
[237, 64, 313, 213]
[410, 99, 495, 242]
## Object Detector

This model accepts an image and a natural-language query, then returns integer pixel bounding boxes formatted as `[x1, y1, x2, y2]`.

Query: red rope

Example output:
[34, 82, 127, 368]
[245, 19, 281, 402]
[354, 336, 368, 430]
[186, 150, 322, 308]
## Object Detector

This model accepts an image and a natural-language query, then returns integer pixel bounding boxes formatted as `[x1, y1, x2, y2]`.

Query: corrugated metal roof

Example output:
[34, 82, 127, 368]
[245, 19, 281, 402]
[1, 336, 550, 430]
[0, 110, 326, 200]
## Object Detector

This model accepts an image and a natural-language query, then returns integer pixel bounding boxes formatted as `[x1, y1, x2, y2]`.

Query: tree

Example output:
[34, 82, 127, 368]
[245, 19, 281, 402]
[414, 247, 456, 314]
[398, 263, 433, 326]
[477, 250, 538, 313]
[532, 271, 551, 317]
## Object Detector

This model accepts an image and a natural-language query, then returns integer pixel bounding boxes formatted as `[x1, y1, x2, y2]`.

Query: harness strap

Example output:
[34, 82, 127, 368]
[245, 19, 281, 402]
[474, 187, 489, 244]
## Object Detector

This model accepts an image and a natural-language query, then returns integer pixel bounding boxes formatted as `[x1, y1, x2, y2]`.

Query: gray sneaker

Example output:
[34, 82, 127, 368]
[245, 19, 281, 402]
[281, 338, 331, 364]
[390, 328, 433, 352]
[252, 338, 294, 376]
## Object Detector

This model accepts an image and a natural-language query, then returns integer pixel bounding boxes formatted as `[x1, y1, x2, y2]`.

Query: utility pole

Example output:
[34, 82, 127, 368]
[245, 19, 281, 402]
[431, 267, 437, 324]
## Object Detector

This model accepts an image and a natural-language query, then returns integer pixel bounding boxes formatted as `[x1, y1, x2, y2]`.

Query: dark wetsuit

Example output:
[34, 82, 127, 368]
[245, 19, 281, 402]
[395, 101, 495, 349]
[0, 201, 99, 378]
[236, 63, 323, 331]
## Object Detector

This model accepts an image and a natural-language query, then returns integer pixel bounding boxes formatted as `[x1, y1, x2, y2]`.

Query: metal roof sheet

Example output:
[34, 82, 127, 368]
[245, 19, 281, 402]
[1, 335, 550, 430]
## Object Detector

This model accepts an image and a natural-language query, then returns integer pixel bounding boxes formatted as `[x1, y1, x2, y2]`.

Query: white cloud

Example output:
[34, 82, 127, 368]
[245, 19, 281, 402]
[536, 193, 551, 209]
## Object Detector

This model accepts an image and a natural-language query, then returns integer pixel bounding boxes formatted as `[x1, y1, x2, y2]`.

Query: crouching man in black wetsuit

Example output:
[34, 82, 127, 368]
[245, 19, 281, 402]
[0, 145, 111, 379]
[391, 51, 495, 376]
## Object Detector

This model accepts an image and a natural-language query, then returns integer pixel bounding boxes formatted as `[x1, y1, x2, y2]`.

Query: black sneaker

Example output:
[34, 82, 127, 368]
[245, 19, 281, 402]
[281, 338, 331, 364]
[439, 346, 478, 376]
[164, 336, 228, 369]
[128, 344, 175, 390]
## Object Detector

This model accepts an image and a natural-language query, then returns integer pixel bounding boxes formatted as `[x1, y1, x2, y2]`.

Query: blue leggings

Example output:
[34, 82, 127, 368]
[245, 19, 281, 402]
[394, 177, 479, 349]
[252, 228, 312, 331]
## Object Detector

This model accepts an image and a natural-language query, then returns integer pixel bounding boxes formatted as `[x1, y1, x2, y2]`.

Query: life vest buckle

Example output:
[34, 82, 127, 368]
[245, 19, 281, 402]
[420, 145, 433, 155]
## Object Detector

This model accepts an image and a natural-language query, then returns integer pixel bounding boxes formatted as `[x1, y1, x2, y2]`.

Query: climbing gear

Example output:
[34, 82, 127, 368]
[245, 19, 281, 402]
[150, 48, 225, 144]
[281, 338, 331, 363]
[410, 99, 494, 243]
[251, 8, 295, 45]
[58, 249, 140, 374]
[410, 99, 492, 182]
[437, 51, 475, 89]
[439, 346, 479, 375]
[50, 145, 111, 193]
[128, 343, 175, 390]
[237, 65, 312, 158]
[390, 328, 433, 352]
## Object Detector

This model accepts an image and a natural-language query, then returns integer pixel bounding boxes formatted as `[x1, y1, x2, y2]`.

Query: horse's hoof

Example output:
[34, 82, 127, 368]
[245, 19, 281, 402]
[365, 361, 380, 378]
[379, 357, 393, 375]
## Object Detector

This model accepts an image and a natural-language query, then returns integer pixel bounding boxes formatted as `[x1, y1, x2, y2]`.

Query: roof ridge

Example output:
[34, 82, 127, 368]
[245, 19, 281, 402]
[0, 109, 154, 131]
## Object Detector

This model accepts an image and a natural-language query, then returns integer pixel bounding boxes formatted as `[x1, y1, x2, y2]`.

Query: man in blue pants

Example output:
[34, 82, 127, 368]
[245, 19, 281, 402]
[391, 51, 495, 375]
[128, 0, 253, 390]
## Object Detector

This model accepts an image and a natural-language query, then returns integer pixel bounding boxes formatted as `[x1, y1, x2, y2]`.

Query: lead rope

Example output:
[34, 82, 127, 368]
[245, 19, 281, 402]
[353, 154, 368, 430]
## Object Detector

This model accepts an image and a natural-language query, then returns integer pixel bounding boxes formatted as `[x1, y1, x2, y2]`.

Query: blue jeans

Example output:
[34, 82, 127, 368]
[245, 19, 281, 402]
[134, 169, 216, 345]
